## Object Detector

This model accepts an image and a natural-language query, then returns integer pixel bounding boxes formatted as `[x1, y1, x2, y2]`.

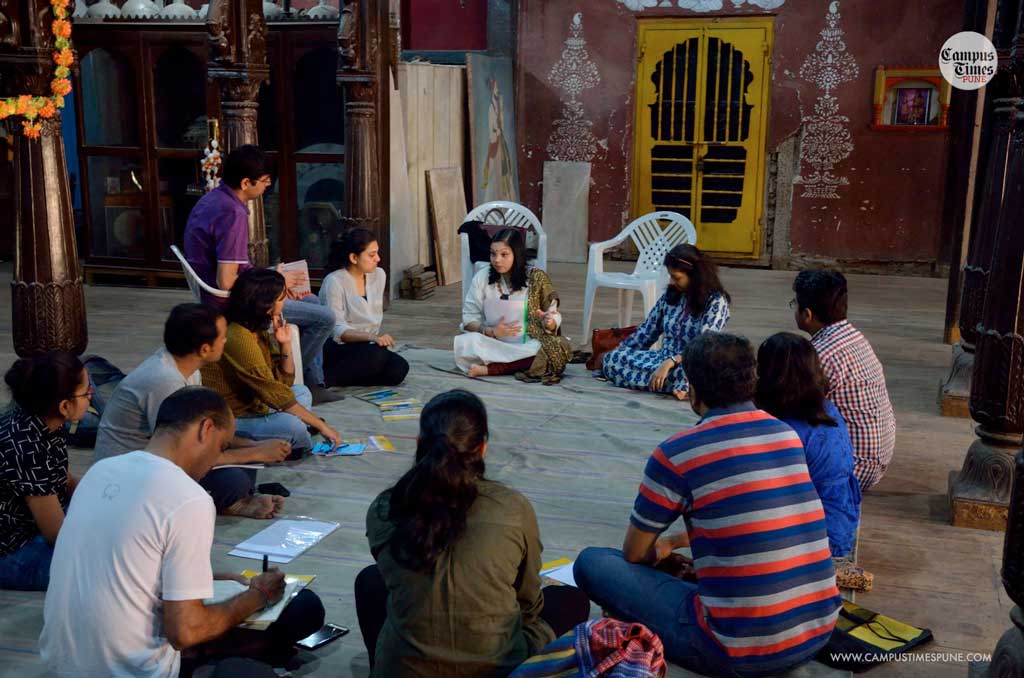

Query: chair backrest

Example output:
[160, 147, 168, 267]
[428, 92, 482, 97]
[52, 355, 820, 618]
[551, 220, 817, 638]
[464, 201, 544, 250]
[170, 244, 230, 303]
[624, 211, 698, 277]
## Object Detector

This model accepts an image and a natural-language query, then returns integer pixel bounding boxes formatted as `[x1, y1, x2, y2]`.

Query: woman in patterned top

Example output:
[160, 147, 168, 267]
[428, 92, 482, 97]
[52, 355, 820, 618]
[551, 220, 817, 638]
[601, 244, 731, 399]
[0, 351, 92, 590]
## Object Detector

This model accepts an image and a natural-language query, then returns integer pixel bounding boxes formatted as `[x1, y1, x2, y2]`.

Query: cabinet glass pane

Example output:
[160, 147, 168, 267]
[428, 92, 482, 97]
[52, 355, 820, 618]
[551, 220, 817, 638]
[293, 48, 344, 154]
[258, 79, 278, 152]
[157, 158, 204, 261]
[154, 46, 208, 149]
[87, 156, 147, 259]
[296, 162, 344, 269]
[264, 156, 282, 265]
[81, 49, 139, 147]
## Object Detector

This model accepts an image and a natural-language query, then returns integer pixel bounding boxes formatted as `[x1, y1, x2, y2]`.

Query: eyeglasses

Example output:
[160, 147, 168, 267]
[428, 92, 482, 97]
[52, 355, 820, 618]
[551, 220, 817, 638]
[72, 387, 95, 400]
[788, 298, 797, 310]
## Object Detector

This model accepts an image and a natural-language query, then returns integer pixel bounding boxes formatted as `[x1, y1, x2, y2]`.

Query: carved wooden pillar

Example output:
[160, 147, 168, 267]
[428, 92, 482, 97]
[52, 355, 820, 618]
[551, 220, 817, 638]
[2, 4, 88, 356]
[982, 444, 1024, 675]
[207, 0, 270, 266]
[939, 0, 1017, 418]
[337, 0, 390, 289]
[948, 82, 1024, 530]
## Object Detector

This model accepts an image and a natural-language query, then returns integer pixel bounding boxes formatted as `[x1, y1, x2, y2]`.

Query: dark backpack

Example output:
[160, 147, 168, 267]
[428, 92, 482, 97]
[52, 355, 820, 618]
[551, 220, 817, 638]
[65, 356, 126, 447]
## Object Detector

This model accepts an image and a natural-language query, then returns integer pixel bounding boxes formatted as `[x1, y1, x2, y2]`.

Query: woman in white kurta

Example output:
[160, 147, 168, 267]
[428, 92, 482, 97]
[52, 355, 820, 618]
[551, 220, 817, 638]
[455, 229, 570, 382]
[320, 229, 410, 387]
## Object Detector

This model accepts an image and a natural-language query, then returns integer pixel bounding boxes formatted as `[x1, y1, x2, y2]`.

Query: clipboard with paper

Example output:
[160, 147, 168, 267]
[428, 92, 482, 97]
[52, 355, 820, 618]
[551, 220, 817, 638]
[483, 296, 527, 344]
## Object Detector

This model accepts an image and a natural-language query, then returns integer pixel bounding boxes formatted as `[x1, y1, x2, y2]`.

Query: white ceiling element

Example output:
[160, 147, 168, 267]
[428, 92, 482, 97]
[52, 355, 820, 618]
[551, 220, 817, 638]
[617, 0, 785, 11]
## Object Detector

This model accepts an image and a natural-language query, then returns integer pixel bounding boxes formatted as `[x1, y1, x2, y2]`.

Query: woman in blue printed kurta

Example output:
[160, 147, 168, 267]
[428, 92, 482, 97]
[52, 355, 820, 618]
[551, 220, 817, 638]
[601, 244, 730, 398]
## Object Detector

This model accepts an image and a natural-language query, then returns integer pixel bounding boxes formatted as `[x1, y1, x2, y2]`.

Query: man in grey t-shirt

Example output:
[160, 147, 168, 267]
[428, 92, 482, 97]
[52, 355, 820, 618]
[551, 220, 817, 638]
[94, 304, 292, 519]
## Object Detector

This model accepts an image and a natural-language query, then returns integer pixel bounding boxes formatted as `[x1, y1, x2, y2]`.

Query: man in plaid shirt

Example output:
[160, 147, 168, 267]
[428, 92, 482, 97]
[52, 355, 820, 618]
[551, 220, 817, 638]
[793, 270, 896, 490]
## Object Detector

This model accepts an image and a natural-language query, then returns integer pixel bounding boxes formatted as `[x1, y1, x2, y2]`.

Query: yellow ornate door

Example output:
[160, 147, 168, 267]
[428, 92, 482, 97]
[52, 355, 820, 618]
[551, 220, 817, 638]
[632, 17, 773, 259]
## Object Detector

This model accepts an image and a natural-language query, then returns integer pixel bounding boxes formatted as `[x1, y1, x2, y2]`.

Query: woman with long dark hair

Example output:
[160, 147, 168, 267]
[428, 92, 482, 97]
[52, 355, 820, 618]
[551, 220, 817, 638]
[0, 351, 91, 590]
[455, 228, 573, 384]
[319, 228, 409, 387]
[601, 243, 731, 399]
[201, 268, 341, 457]
[756, 332, 861, 557]
[354, 390, 590, 677]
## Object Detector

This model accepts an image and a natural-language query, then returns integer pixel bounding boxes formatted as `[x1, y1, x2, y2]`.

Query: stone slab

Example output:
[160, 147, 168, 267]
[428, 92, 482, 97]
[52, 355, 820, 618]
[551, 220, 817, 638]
[543, 161, 591, 264]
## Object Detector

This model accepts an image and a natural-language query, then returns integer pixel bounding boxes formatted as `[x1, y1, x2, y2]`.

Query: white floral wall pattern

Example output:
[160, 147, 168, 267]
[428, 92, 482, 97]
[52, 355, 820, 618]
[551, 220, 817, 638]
[547, 13, 602, 162]
[617, 0, 785, 11]
[794, 1, 859, 200]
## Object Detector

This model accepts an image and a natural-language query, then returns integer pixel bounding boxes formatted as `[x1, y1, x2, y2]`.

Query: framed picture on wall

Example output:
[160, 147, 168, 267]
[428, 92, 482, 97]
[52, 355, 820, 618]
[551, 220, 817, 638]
[891, 87, 933, 126]
[872, 66, 951, 132]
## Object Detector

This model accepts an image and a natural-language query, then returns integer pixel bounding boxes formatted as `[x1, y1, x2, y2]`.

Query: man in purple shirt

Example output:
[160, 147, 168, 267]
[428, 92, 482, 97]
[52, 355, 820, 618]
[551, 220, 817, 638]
[184, 145, 341, 404]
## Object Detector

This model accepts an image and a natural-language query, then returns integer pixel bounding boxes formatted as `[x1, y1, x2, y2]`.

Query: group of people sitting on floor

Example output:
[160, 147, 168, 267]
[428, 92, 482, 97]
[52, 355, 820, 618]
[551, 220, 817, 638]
[0, 142, 897, 677]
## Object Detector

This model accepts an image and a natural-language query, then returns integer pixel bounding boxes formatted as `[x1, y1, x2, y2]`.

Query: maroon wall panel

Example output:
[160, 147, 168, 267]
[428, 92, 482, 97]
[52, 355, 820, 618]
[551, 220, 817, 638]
[403, 0, 488, 51]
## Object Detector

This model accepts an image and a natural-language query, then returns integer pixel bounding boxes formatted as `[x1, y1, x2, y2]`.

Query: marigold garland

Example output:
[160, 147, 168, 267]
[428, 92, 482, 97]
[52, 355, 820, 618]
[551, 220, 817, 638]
[0, 0, 74, 139]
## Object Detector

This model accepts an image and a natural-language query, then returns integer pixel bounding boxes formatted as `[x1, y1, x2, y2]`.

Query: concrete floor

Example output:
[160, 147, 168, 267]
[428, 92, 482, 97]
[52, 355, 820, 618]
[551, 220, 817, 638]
[0, 260, 1006, 677]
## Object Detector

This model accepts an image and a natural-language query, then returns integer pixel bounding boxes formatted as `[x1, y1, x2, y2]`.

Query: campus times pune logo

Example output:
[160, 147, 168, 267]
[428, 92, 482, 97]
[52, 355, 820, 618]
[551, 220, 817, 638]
[940, 31, 997, 91]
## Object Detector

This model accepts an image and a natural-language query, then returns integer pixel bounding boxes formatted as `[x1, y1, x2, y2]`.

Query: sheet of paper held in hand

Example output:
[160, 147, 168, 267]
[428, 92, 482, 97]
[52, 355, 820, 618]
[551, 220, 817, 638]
[278, 260, 312, 295]
[483, 297, 526, 344]
[228, 519, 339, 564]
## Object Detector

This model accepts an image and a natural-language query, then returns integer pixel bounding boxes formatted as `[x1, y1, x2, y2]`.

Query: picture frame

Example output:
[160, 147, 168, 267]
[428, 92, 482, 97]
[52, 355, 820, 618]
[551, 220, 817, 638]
[872, 66, 951, 132]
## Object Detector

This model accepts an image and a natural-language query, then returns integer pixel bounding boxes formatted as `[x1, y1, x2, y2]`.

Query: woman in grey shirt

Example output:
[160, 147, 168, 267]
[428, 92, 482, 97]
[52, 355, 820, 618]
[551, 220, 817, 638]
[354, 390, 590, 678]
[319, 229, 409, 387]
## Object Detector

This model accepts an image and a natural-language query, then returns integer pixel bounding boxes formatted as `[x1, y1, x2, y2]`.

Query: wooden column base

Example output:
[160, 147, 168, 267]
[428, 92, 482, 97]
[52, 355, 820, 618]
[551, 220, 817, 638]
[978, 606, 1024, 677]
[939, 342, 973, 418]
[949, 431, 1022, 531]
[11, 278, 88, 356]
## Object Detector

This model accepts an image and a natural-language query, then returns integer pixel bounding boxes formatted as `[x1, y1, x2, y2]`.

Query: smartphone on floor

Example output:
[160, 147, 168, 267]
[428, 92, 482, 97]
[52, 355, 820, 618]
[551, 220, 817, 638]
[296, 623, 350, 650]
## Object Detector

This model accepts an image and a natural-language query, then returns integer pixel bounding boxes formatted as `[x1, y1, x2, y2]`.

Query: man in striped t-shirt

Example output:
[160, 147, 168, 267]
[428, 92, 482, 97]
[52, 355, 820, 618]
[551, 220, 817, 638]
[793, 270, 896, 490]
[575, 333, 841, 676]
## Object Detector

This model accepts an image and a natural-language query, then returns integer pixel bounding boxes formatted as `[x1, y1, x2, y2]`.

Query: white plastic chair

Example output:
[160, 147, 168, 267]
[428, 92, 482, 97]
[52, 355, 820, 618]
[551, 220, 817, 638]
[460, 201, 548, 301]
[581, 211, 697, 340]
[170, 245, 304, 385]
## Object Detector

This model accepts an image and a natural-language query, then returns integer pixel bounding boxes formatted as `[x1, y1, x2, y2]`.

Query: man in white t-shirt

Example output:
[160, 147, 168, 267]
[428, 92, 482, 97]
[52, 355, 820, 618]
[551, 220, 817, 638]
[95, 303, 292, 519]
[40, 387, 324, 677]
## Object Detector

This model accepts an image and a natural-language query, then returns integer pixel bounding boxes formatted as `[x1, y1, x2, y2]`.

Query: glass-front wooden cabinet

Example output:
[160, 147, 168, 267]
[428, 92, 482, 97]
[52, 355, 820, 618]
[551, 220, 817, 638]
[70, 17, 343, 286]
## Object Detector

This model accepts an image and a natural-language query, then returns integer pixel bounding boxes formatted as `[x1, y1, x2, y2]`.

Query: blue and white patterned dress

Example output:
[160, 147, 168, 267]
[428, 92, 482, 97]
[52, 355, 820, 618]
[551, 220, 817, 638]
[601, 291, 730, 393]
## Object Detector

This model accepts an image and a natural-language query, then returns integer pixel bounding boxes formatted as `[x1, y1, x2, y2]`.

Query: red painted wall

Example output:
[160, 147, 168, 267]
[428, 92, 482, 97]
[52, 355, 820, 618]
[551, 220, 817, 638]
[516, 0, 962, 267]
[402, 0, 488, 51]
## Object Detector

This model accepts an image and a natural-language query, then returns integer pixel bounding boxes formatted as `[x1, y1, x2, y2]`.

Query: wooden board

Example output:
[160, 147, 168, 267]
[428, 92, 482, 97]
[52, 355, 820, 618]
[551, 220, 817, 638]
[396, 63, 466, 267]
[543, 161, 591, 263]
[427, 167, 467, 287]
[389, 70, 417, 300]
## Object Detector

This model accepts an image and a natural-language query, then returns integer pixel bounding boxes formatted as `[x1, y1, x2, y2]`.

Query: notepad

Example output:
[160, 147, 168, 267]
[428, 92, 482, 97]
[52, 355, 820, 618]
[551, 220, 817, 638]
[540, 558, 577, 587]
[205, 580, 300, 630]
[239, 571, 317, 589]
[228, 519, 339, 564]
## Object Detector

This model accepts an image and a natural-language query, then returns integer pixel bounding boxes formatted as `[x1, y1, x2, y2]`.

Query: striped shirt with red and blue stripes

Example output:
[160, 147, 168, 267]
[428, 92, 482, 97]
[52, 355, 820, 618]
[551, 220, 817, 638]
[631, 402, 841, 674]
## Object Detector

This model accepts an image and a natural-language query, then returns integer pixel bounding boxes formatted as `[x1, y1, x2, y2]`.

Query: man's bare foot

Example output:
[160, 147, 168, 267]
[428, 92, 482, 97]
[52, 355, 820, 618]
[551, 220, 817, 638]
[223, 494, 284, 519]
[673, 390, 689, 401]
[467, 365, 488, 378]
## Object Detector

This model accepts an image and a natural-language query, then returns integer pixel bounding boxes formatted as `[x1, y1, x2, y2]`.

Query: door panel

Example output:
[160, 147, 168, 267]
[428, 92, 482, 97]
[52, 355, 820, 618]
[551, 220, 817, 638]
[633, 18, 773, 259]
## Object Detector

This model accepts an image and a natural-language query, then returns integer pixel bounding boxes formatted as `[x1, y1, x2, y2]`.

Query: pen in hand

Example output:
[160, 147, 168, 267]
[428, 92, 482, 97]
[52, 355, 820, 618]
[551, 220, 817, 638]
[262, 554, 268, 573]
